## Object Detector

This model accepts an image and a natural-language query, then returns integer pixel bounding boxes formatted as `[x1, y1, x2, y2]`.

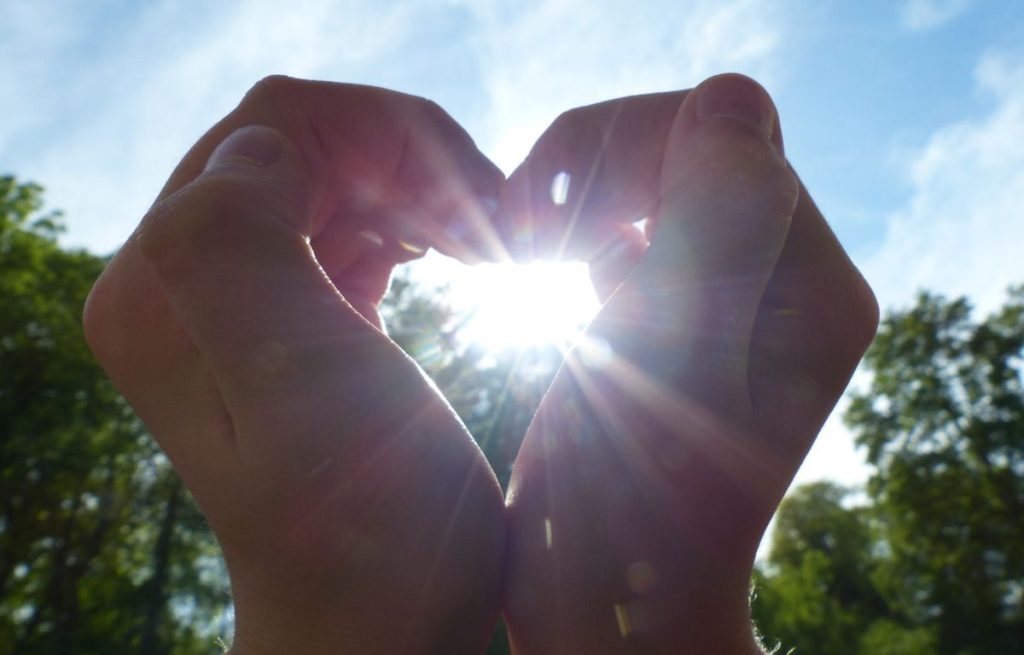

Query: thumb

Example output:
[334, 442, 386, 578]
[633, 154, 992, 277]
[137, 125, 401, 436]
[597, 74, 799, 410]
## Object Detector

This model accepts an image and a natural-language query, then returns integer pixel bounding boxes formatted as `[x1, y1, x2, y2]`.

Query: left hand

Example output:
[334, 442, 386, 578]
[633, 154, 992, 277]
[84, 77, 508, 655]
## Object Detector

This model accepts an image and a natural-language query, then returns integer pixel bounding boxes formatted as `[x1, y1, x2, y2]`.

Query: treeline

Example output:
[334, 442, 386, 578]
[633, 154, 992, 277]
[1, 176, 1021, 654]
[753, 286, 1024, 654]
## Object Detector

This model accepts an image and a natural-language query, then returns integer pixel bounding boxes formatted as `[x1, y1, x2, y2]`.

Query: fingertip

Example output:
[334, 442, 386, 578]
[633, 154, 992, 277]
[137, 126, 316, 287]
[681, 73, 784, 157]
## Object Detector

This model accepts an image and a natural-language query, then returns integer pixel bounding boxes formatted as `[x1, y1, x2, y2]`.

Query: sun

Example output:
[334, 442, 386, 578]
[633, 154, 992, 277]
[409, 253, 601, 352]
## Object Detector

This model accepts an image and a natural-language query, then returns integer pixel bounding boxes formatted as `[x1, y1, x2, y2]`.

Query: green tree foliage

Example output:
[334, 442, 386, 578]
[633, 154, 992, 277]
[0, 177, 552, 653]
[847, 289, 1024, 654]
[0, 177, 226, 654]
[755, 288, 1023, 655]
[10, 173, 1019, 655]
[749, 481, 933, 655]
[752, 482, 907, 655]
[383, 275, 563, 655]
[382, 275, 561, 489]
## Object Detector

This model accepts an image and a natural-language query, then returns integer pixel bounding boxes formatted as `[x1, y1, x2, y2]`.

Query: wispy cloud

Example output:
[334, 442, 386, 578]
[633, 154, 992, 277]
[4, 0, 790, 253]
[798, 49, 1024, 490]
[866, 50, 1024, 314]
[461, 0, 786, 170]
[901, 0, 974, 32]
[2, 0, 426, 252]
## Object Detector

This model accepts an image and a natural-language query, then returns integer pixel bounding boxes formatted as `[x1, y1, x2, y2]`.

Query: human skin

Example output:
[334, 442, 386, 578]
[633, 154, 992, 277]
[82, 73, 877, 655]
[500, 74, 879, 653]
[83, 77, 508, 655]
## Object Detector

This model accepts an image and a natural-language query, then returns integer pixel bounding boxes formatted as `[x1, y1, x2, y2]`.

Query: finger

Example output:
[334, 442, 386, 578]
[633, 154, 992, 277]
[569, 74, 798, 547]
[502, 79, 800, 651]
[84, 78, 501, 457]
[748, 175, 879, 461]
[601, 74, 796, 408]
[502, 78, 877, 652]
[499, 90, 686, 260]
[136, 125, 419, 441]
[158, 77, 504, 264]
[503, 76, 877, 439]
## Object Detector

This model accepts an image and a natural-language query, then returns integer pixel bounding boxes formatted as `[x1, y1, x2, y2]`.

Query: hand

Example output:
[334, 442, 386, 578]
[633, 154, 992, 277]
[500, 74, 879, 653]
[83, 77, 507, 654]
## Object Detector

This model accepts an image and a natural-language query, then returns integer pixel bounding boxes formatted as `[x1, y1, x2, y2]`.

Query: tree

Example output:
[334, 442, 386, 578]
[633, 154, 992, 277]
[751, 482, 909, 655]
[382, 273, 563, 655]
[8, 175, 1021, 654]
[846, 288, 1024, 654]
[0, 176, 553, 653]
[382, 274, 562, 490]
[0, 176, 227, 654]
[756, 288, 1023, 654]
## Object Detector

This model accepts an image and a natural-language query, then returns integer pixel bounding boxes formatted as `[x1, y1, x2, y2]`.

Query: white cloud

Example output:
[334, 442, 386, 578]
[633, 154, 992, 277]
[8, 0, 876, 496]
[793, 49, 1024, 497]
[3, 0, 425, 253]
[866, 51, 1024, 315]
[4, 0, 790, 253]
[458, 0, 786, 171]
[901, 0, 973, 31]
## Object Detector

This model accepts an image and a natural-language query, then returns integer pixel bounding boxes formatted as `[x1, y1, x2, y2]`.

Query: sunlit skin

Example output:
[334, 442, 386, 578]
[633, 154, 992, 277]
[501, 75, 878, 653]
[82, 73, 877, 654]
[83, 78, 509, 654]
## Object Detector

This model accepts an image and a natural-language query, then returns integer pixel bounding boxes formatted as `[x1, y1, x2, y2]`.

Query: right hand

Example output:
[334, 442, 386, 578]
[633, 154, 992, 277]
[500, 73, 879, 653]
[83, 77, 507, 655]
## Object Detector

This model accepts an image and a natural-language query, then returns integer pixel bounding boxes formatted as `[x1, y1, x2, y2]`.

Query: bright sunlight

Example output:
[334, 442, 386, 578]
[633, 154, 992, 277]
[413, 253, 601, 352]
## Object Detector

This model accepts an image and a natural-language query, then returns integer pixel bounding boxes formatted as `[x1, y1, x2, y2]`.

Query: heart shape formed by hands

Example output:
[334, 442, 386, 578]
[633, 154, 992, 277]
[83, 74, 877, 655]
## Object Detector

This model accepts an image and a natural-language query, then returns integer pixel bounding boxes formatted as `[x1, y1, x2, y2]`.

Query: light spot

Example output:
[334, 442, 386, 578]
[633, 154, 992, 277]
[409, 340, 444, 369]
[613, 603, 632, 637]
[544, 517, 553, 549]
[773, 306, 799, 316]
[398, 239, 427, 255]
[578, 335, 614, 368]
[358, 230, 383, 247]
[550, 171, 571, 206]
[626, 560, 657, 594]
[513, 221, 533, 244]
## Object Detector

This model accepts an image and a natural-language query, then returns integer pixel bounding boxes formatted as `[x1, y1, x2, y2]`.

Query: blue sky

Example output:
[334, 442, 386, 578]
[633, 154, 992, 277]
[3, 0, 1022, 486]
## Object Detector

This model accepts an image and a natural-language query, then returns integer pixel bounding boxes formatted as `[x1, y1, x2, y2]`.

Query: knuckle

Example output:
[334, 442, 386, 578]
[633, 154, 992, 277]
[244, 74, 296, 104]
[82, 275, 113, 359]
[851, 275, 881, 351]
[138, 171, 308, 270]
[238, 75, 306, 123]
[416, 96, 448, 123]
[819, 264, 881, 374]
[136, 175, 247, 268]
[756, 157, 800, 220]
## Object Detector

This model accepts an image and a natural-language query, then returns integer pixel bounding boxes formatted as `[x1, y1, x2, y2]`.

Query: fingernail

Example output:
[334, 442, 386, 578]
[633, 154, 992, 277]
[205, 125, 283, 172]
[693, 75, 775, 141]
